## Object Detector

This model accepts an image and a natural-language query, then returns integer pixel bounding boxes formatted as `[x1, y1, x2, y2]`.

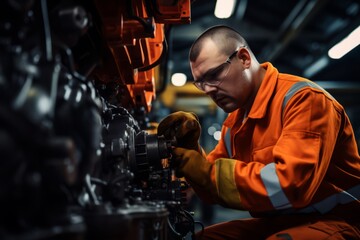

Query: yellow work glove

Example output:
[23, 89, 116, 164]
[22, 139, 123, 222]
[172, 147, 218, 202]
[157, 111, 201, 152]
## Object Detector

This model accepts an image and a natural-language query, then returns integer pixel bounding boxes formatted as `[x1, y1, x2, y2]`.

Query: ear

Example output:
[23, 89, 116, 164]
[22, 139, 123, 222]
[237, 48, 251, 68]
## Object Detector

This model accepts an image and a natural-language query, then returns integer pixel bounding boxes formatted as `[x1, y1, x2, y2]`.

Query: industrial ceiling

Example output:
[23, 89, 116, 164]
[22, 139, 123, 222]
[167, 0, 360, 82]
[156, 0, 360, 117]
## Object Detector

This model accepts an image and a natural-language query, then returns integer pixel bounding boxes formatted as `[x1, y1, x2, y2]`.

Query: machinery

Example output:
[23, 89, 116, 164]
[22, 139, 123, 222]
[0, 0, 199, 239]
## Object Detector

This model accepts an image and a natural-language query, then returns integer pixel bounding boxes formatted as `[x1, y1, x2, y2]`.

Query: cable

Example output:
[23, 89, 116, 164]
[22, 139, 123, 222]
[138, 38, 168, 72]
[40, 0, 52, 61]
[128, 1, 154, 33]
[167, 217, 183, 239]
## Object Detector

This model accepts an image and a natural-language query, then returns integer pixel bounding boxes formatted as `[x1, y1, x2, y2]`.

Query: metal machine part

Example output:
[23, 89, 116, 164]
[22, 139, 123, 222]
[0, 0, 196, 239]
[85, 104, 193, 239]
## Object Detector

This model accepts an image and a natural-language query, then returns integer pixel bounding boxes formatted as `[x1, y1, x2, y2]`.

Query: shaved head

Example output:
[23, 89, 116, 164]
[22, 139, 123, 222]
[189, 25, 250, 62]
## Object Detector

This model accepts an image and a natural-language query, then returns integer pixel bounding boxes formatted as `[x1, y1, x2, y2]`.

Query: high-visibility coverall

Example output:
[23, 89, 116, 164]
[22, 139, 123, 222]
[193, 62, 360, 239]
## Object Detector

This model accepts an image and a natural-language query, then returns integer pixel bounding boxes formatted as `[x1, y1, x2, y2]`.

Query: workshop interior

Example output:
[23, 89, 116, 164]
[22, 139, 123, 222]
[0, 0, 359, 239]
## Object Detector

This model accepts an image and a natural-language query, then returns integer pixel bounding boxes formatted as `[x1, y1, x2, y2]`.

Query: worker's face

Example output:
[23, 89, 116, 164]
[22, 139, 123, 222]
[190, 40, 255, 113]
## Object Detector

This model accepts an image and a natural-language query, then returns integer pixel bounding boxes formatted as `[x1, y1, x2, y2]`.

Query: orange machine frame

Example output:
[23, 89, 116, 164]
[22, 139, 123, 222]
[93, 0, 191, 112]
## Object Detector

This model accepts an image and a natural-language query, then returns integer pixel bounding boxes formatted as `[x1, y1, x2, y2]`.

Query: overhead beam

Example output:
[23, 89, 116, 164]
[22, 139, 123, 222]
[259, 0, 327, 62]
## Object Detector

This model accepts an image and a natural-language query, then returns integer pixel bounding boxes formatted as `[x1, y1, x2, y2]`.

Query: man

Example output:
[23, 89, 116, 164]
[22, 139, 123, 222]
[158, 25, 360, 239]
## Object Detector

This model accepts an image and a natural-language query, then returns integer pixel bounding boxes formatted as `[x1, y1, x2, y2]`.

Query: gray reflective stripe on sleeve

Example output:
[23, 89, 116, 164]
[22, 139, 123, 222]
[259, 163, 360, 213]
[260, 163, 292, 209]
[298, 184, 360, 214]
[225, 127, 232, 157]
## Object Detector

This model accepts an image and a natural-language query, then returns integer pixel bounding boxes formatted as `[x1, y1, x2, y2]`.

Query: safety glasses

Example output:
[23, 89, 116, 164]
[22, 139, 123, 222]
[193, 47, 242, 91]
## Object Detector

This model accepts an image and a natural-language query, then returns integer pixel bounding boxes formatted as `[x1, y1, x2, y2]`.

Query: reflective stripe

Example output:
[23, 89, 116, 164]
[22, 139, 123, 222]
[282, 81, 333, 119]
[282, 82, 314, 114]
[260, 170, 360, 214]
[225, 127, 232, 157]
[260, 163, 292, 209]
[215, 158, 242, 208]
[299, 184, 360, 214]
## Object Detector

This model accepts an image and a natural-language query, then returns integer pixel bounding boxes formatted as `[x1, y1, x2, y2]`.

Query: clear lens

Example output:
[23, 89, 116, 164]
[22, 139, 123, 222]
[193, 48, 240, 91]
[194, 62, 231, 91]
[204, 63, 230, 83]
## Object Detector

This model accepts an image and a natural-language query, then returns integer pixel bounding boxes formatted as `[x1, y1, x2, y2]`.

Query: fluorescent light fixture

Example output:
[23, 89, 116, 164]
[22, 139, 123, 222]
[171, 73, 187, 86]
[304, 56, 329, 78]
[328, 25, 360, 59]
[214, 0, 236, 19]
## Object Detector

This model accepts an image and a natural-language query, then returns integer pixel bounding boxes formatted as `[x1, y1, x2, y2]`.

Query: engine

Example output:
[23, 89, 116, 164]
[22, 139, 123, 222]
[0, 0, 197, 239]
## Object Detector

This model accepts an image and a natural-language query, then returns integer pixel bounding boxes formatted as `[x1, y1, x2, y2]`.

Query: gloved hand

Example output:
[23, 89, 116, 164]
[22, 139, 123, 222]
[157, 111, 201, 152]
[172, 147, 217, 200]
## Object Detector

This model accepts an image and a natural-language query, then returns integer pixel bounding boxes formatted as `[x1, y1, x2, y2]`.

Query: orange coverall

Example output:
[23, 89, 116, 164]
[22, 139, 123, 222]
[193, 62, 360, 239]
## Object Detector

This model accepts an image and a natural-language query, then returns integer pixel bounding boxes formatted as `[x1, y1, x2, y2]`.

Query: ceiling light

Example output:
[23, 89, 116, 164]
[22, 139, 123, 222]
[214, 0, 236, 19]
[171, 73, 187, 86]
[213, 131, 222, 141]
[328, 25, 360, 59]
[207, 126, 216, 136]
